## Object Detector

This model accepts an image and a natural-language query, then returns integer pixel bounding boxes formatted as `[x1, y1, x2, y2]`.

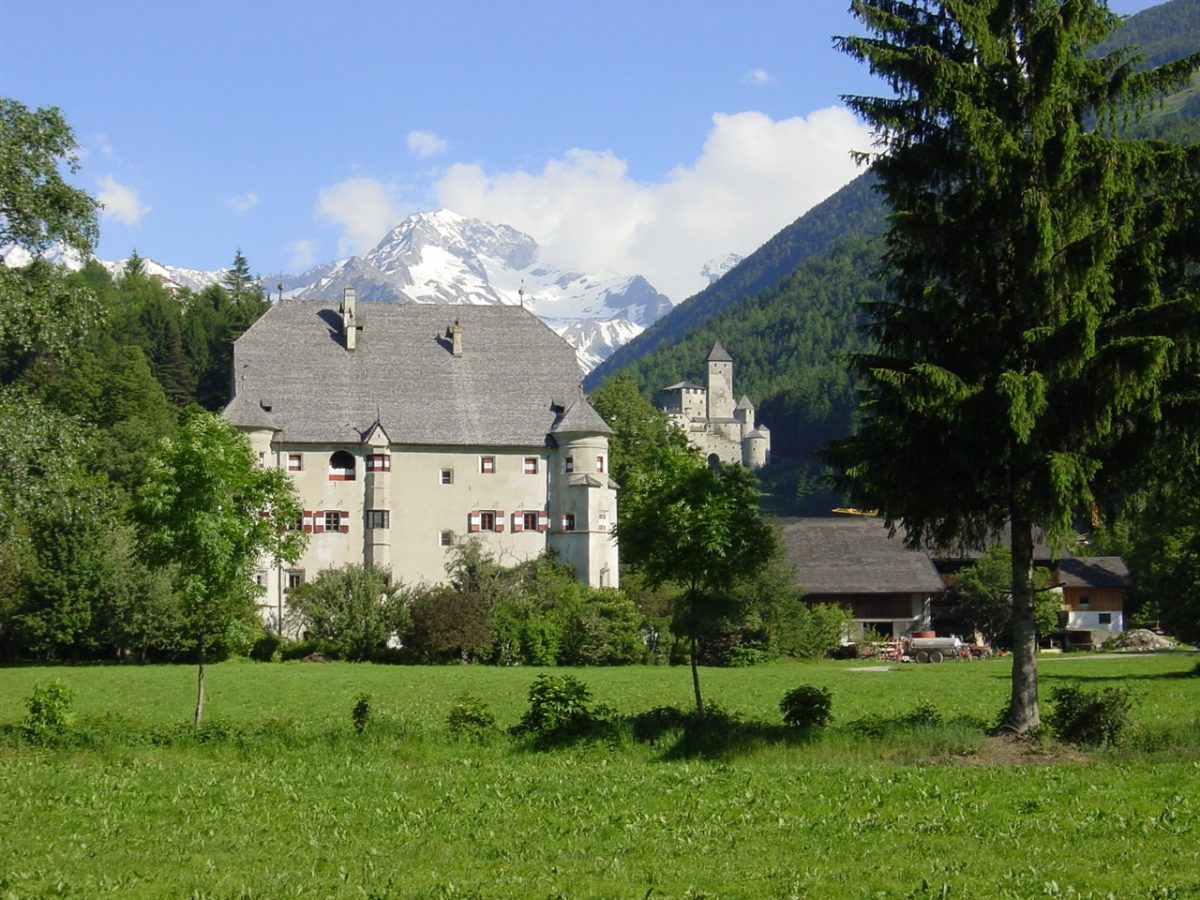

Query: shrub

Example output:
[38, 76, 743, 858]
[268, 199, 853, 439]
[250, 630, 283, 662]
[24, 681, 74, 741]
[721, 643, 770, 667]
[780, 684, 833, 730]
[352, 693, 373, 733]
[899, 699, 943, 727]
[1048, 684, 1134, 747]
[512, 673, 613, 745]
[446, 694, 497, 743]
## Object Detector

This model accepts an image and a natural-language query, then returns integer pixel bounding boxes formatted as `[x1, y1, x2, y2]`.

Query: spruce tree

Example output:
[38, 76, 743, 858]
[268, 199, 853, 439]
[829, 0, 1199, 732]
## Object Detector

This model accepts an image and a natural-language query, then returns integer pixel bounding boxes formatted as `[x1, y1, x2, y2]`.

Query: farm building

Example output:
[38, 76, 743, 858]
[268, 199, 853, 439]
[775, 516, 945, 639]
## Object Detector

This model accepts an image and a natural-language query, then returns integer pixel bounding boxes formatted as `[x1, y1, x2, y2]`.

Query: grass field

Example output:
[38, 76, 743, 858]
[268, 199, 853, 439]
[2, 653, 1198, 898]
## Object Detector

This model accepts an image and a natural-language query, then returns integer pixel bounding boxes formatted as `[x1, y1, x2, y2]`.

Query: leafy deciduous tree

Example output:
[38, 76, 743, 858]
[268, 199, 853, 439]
[618, 447, 775, 715]
[137, 409, 305, 726]
[288, 564, 406, 661]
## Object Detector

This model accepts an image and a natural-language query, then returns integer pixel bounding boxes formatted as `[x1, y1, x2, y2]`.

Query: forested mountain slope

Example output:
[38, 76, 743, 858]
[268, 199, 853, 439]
[1096, 0, 1200, 142]
[616, 234, 885, 514]
[583, 170, 885, 390]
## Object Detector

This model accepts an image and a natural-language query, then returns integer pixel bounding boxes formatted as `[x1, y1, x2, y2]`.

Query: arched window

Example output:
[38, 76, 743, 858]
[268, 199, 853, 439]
[707, 453, 721, 471]
[328, 450, 356, 481]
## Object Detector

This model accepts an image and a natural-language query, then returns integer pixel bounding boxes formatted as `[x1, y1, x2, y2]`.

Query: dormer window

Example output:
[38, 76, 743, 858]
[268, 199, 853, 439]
[328, 451, 356, 481]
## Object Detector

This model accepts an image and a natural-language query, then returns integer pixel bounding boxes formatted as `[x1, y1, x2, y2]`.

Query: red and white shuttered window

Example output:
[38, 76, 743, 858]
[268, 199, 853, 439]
[598, 512, 609, 532]
[467, 510, 505, 533]
[523, 457, 539, 475]
[480, 456, 496, 474]
[328, 451, 356, 481]
[287, 453, 303, 471]
[302, 509, 350, 534]
[562, 513, 576, 532]
[596, 455, 605, 474]
[511, 510, 550, 533]
[366, 454, 391, 472]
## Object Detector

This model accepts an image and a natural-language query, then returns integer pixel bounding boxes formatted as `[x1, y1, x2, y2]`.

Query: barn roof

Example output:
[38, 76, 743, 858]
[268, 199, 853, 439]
[776, 516, 945, 595]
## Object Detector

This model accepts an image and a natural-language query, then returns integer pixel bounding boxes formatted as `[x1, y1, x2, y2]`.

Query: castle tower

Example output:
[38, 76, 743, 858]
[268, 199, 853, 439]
[706, 341, 734, 421]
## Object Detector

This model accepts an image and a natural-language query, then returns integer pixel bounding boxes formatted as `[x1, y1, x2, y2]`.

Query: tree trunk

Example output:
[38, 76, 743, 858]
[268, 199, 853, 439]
[194, 641, 206, 729]
[688, 592, 705, 719]
[1006, 513, 1040, 733]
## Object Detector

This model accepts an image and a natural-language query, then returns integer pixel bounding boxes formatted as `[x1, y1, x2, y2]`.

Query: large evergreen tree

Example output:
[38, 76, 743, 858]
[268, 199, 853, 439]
[829, 0, 1199, 732]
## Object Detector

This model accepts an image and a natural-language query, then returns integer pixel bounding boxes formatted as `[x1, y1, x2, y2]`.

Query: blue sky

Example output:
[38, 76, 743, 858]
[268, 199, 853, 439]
[1, 0, 1163, 301]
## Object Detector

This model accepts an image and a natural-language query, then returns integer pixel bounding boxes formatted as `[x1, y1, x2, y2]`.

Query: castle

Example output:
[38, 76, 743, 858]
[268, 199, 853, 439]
[224, 289, 618, 630]
[658, 342, 770, 468]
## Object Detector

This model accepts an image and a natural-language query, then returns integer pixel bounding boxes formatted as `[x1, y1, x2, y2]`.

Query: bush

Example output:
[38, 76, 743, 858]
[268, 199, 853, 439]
[24, 680, 74, 741]
[778, 603, 852, 660]
[351, 693, 373, 733]
[446, 694, 497, 743]
[512, 673, 614, 745]
[779, 684, 833, 730]
[721, 642, 770, 667]
[1048, 684, 1134, 747]
[250, 630, 283, 662]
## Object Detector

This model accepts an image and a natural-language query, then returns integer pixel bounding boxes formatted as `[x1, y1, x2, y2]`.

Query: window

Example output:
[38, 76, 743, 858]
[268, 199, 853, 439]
[287, 453, 303, 472]
[523, 457, 539, 475]
[562, 513, 576, 532]
[596, 455, 605, 474]
[480, 510, 496, 531]
[254, 570, 268, 588]
[598, 512, 608, 532]
[257, 451, 266, 469]
[328, 450, 356, 481]
[324, 510, 342, 532]
[366, 454, 391, 472]
[480, 456, 496, 474]
[440, 468, 454, 485]
[285, 569, 305, 590]
[440, 530, 454, 547]
[564, 456, 574, 473]
[367, 510, 390, 529]
[1099, 612, 1112, 625]
[523, 511, 540, 532]
[1079, 596, 1091, 609]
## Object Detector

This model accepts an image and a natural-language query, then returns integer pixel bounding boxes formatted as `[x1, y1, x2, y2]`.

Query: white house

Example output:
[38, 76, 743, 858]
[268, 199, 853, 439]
[224, 289, 619, 631]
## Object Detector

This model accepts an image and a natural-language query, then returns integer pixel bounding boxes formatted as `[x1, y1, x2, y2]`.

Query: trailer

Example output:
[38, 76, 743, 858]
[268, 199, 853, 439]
[907, 635, 962, 663]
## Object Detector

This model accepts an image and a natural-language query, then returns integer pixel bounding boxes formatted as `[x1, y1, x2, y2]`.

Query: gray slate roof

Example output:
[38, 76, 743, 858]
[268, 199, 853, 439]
[1056, 556, 1133, 589]
[224, 390, 280, 431]
[662, 381, 704, 391]
[551, 398, 613, 436]
[776, 517, 946, 595]
[707, 341, 732, 362]
[229, 300, 599, 447]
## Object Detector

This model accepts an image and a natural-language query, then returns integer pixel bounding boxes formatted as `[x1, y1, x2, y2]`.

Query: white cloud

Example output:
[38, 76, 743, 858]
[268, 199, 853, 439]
[743, 68, 774, 86]
[288, 238, 319, 272]
[407, 130, 449, 158]
[315, 177, 406, 256]
[434, 107, 871, 301]
[226, 191, 259, 213]
[96, 175, 149, 226]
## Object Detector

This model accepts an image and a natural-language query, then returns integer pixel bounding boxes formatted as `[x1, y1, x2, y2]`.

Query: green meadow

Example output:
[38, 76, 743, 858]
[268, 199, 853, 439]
[2, 654, 1198, 898]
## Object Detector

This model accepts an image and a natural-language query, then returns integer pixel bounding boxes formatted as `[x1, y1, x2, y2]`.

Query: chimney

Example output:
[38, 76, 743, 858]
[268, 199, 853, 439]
[341, 286, 357, 351]
[448, 319, 463, 357]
